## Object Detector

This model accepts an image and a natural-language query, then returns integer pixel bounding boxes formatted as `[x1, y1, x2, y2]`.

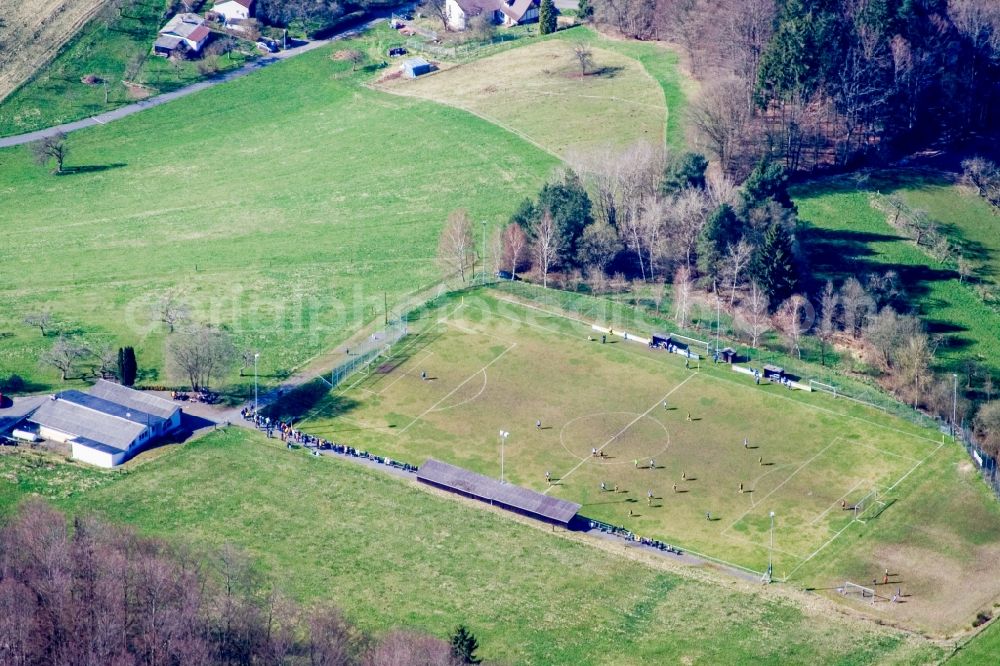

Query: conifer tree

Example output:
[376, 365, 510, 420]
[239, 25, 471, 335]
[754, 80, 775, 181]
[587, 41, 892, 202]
[539, 0, 557, 34]
[750, 222, 798, 308]
[450, 625, 482, 664]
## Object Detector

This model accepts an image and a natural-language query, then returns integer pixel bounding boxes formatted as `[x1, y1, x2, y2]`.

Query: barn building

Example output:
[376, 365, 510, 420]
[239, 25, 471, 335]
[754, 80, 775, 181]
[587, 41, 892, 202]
[417, 459, 581, 526]
[25, 380, 182, 468]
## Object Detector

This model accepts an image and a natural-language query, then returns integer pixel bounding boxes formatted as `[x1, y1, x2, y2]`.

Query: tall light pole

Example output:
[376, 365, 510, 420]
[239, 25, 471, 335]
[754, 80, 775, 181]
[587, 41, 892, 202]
[952, 373, 958, 438]
[254, 352, 260, 416]
[481, 221, 488, 286]
[499, 430, 509, 483]
[766, 510, 776, 584]
[715, 285, 721, 356]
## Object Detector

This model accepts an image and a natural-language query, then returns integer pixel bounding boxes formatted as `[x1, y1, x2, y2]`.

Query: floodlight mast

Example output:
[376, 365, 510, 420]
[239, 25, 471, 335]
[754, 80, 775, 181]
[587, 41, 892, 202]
[764, 510, 776, 584]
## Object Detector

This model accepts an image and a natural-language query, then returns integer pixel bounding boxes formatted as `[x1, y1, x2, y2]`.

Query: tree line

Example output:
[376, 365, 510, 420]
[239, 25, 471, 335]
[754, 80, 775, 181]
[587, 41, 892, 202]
[435, 138, 999, 452]
[0, 501, 483, 666]
[589, 0, 1000, 176]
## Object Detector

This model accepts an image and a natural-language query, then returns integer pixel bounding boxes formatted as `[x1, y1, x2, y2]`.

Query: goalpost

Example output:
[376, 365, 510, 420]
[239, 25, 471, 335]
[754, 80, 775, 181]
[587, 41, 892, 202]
[840, 581, 879, 603]
[809, 379, 838, 398]
[853, 487, 887, 523]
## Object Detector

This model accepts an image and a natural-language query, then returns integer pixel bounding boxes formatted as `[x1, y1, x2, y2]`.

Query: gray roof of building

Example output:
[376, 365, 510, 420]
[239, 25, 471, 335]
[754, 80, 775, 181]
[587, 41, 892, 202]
[160, 13, 208, 39]
[154, 35, 184, 50]
[417, 459, 581, 523]
[403, 57, 430, 68]
[29, 397, 145, 452]
[88, 380, 179, 420]
[55, 390, 165, 428]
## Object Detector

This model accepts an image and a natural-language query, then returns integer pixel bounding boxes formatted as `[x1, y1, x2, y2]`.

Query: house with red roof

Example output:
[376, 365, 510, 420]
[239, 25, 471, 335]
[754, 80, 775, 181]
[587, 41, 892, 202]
[153, 13, 212, 57]
[445, 0, 541, 32]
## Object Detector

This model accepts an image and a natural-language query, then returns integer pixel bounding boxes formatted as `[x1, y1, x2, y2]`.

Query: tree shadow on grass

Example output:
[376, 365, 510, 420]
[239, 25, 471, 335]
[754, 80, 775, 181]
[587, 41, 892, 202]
[802, 227, 959, 306]
[56, 163, 127, 175]
[262, 380, 360, 423]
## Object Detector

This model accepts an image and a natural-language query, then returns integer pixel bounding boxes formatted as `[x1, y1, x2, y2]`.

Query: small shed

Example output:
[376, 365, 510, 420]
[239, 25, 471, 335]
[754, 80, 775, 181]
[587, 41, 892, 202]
[402, 57, 432, 78]
[763, 364, 785, 381]
[719, 347, 738, 363]
[650, 333, 672, 349]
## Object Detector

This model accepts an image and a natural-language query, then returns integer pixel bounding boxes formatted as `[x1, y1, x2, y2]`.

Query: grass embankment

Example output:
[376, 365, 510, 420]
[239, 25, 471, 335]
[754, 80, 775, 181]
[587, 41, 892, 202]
[793, 171, 1000, 375]
[5, 428, 936, 665]
[0, 0, 254, 138]
[0, 39, 559, 391]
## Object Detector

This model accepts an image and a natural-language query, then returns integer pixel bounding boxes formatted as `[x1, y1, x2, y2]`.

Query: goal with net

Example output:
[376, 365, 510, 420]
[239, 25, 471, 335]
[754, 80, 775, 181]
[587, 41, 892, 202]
[853, 487, 888, 523]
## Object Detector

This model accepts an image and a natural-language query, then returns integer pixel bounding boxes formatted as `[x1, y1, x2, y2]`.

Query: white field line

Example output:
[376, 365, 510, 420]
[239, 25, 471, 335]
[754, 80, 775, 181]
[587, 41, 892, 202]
[886, 441, 946, 492]
[492, 294, 942, 447]
[399, 343, 516, 434]
[783, 439, 946, 580]
[720, 530, 808, 562]
[375, 349, 435, 396]
[336, 301, 466, 395]
[544, 373, 697, 495]
[847, 438, 922, 463]
[431, 369, 488, 413]
[783, 519, 862, 581]
[810, 479, 866, 526]
[722, 438, 841, 535]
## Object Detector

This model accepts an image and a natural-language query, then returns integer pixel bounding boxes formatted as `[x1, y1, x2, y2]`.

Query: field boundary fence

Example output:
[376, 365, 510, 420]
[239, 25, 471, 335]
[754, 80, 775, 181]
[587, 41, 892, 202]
[960, 423, 1000, 497]
[327, 315, 409, 389]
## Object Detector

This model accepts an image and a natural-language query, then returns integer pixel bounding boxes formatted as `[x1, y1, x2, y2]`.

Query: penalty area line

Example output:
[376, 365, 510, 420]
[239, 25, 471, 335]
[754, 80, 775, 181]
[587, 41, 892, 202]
[399, 342, 516, 434]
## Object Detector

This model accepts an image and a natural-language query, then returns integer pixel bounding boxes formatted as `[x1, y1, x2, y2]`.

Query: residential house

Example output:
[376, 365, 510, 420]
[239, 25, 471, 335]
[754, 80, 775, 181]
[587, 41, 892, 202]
[211, 0, 254, 25]
[154, 13, 211, 57]
[445, 0, 541, 32]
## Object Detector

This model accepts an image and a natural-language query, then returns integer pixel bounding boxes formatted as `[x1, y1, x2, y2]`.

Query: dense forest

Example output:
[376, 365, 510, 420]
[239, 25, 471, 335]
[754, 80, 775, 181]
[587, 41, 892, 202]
[593, 0, 1000, 176]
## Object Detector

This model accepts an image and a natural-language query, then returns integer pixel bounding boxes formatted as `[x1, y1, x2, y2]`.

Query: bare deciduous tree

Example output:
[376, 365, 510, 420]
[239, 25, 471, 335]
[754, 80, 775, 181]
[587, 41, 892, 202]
[167, 324, 236, 392]
[839, 277, 874, 338]
[737, 281, 770, 348]
[31, 132, 69, 173]
[687, 78, 749, 174]
[23, 311, 53, 337]
[673, 266, 694, 326]
[420, 0, 450, 30]
[534, 211, 561, 288]
[817, 280, 838, 366]
[437, 210, 476, 283]
[501, 222, 528, 278]
[155, 291, 190, 334]
[40, 336, 90, 381]
[775, 294, 810, 359]
[571, 41, 594, 78]
[722, 238, 754, 306]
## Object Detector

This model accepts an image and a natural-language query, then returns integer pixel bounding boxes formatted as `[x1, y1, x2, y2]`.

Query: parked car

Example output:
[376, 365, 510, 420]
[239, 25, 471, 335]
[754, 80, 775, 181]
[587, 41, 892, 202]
[388, 47, 407, 57]
[495, 270, 520, 281]
[256, 40, 278, 53]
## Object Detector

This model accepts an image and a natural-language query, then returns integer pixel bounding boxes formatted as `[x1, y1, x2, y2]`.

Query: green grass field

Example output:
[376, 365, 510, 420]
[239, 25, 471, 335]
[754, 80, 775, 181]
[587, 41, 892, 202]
[380, 38, 667, 156]
[293, 291, 1000, 634]
[0, 428, 939, 665]
[949, 619, 1000, 665]
[0, 37, 561, 391]
[793, 172, 1000, 375]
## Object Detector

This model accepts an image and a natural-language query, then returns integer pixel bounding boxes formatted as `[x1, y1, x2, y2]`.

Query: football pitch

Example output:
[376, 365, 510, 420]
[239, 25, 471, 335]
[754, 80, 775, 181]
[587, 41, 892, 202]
[300, 292, 942, 579]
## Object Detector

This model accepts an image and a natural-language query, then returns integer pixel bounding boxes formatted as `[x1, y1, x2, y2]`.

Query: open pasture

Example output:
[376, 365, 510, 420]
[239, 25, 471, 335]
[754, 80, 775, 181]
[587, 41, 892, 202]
[378, 37, 668, 157]
[300, 293, 940, 580]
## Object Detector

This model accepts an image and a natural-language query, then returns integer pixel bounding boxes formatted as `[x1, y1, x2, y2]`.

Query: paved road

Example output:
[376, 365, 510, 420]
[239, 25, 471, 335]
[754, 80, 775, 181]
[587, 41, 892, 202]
[0, 18, 384, 149]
